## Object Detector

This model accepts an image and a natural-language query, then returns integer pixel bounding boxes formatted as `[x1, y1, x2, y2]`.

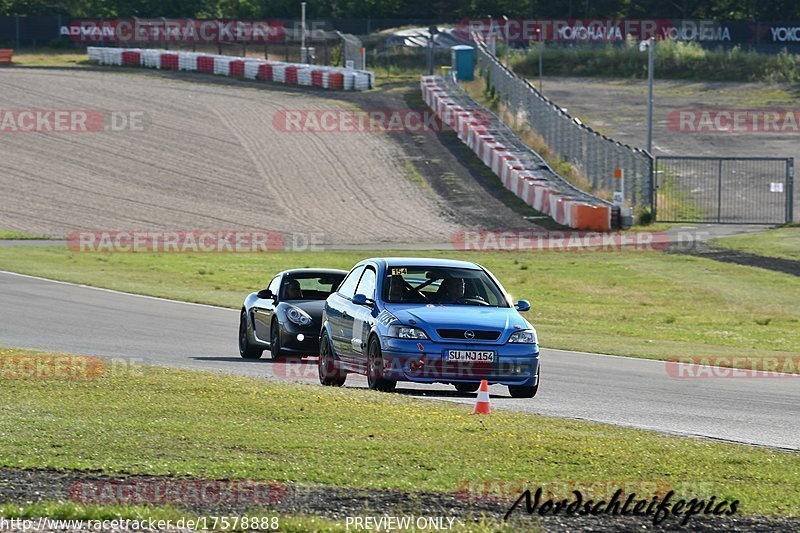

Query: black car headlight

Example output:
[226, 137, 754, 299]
[286, 306, 312, 327]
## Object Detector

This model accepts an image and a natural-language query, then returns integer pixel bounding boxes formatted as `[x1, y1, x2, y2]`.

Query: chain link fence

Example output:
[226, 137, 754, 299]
[474, 37, 653, 209]
[338, 32, 364, 69]
[654, 157, 794, 224]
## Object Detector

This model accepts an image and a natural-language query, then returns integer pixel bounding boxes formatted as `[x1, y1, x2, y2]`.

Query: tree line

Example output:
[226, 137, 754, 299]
[1, 0, 798, 21]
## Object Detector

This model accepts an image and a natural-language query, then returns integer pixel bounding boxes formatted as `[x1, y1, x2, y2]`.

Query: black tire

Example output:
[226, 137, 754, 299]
[454, 383, 480, 393]
[508, 366, 540, 398]
[270, 320, 284, 360]
[318, 334, 346, 387]
[239, 310, 263, 359]
[367, 337, 396, 392]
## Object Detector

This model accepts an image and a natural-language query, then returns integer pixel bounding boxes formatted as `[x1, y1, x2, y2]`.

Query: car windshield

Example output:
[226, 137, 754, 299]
[281, 273, 345, 301]
[382, 266, 509, 307]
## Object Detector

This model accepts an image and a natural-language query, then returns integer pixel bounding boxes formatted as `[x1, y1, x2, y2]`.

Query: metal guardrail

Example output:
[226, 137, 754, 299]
[473, 36, 654, 210]
[440, 73, 614, 209]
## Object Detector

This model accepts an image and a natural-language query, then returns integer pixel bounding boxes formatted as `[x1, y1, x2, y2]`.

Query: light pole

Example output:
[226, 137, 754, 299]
[640, 37, 655, 154]
[300, 2, 307, 63]
[536, 27, 543, 92]
[502, 16, 509, 67]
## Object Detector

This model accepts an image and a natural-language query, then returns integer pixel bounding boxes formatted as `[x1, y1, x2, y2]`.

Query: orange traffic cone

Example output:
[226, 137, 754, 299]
[472, 380, 491, 415]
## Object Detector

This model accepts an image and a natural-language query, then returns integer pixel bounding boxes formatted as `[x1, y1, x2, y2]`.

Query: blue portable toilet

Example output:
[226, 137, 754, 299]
[451, 45, 474, 81]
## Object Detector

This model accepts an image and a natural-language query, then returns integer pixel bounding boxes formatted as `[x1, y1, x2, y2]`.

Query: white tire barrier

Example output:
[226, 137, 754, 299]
[88, 47, 374, 91]
[421, 75, 613, 231]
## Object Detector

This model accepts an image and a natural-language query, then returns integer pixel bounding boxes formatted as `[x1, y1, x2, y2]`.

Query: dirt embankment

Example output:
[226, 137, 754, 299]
[0, 68, 538, 244]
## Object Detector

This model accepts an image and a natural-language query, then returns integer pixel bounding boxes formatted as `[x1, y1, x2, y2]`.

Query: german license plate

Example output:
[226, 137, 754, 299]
[447, 350, 495, 362]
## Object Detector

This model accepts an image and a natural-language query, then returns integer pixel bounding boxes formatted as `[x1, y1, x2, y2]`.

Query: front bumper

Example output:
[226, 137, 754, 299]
[381, 337, 539, 387]
[278, 320, 320, 356]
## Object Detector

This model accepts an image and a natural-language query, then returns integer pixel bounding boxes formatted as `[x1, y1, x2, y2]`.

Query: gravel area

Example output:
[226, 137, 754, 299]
[0, 468, 797, 531]
[0, 68, 536, 245]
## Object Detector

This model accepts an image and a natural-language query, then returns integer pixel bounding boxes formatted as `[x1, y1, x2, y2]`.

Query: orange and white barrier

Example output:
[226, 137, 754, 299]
[88, 47, 374, 91]
[421, 75, 613, 231]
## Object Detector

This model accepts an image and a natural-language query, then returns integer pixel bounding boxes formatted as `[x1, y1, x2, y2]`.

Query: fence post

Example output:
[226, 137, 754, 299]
[716, 159, 723, 223]
[788, 158, 795, 224]
[649, 155, 656, 217]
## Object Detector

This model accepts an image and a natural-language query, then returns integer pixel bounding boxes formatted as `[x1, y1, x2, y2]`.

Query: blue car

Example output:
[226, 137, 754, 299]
[318, 258, 540, 398]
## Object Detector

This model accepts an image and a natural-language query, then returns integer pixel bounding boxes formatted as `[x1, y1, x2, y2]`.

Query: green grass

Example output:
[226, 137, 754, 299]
[712, 227, 800, 262]
[1, 247, 800, 363]
[0, 230, 51, 239]
[0, 350, 798, 517]
[8, 50, 90, 68]
[512, 41, 800, 83]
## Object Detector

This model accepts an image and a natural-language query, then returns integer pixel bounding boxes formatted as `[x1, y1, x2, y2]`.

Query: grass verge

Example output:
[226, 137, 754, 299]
[0, 230, 52, 240]
[0, 350, 798, 516]
[712, 227, 800, 262]
[511, 41, 800, 83]
[0, 247, 799, 362]
[7, 50, 89, 68]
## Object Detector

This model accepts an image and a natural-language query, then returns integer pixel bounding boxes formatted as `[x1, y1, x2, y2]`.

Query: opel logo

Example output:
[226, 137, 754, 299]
[464, 330, 475, 339]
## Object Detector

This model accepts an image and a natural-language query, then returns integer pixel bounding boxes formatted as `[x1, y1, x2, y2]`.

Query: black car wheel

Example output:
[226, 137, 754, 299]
[454, 383, 480, 393]
[367, 337, 396, 392]
[270, 320, 284, 360]
[318, 334, 346, 387]
[239, 311, 263, 359]
[508, 366, 540, 398]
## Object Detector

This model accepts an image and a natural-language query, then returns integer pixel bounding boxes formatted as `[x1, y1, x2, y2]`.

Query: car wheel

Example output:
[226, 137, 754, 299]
[367, 337, 396, 392]
[508, 366, 539, 398]
[239, 311, 263, 359]
[270, 320, 284, 360]
[318, 334, 346, 387]
[454, 383, 480, 393]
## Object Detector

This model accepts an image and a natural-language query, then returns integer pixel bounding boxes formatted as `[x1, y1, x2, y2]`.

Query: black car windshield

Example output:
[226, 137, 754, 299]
[382, 266, 509, 307]
[281, 273, 346, 301]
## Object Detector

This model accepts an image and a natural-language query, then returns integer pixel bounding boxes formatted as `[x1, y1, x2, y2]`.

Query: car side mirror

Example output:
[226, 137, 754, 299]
[515, 300, 531, 312]
[352, 293, 374, 307]
[257, 289, 274, 300]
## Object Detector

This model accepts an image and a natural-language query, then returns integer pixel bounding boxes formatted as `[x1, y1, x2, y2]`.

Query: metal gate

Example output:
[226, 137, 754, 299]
[654, 157, 794, 224]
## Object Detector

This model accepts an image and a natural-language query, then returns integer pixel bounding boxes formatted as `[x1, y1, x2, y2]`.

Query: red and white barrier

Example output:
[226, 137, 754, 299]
[88, 47, 374, 91]
[421, 75, 612, 231]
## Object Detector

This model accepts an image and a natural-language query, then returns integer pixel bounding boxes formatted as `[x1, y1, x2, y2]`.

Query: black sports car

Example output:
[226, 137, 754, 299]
[239, 269, 347, 359]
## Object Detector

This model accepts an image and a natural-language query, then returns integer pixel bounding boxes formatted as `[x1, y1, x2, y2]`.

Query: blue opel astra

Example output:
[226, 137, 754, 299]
[318, 258, 540, 397]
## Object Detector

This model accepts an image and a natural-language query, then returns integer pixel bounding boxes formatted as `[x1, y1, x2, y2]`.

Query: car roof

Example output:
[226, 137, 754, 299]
[280, 268, 348, 276]
[366, 257, 482, 270]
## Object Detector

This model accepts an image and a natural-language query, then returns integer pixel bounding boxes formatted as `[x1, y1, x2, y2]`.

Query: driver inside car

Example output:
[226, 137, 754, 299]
[283, 278, 302, 300]
[433, 277, 465, 303]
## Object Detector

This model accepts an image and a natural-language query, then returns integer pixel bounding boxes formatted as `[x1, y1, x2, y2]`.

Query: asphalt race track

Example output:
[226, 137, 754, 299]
[1, 270, 798, 451]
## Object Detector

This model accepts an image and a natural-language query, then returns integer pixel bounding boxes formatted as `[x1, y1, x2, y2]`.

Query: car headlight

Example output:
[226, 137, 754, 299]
[388, 325, 429, 340]
[508, 329, 537, 344]
[286, 306, 312, 327]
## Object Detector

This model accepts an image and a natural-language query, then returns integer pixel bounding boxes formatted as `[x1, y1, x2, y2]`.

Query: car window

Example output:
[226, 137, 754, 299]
[383, 266, 508, 307]
[355, 267, 376, 299]
[280, 272, 346, 300]
[337, 265, 365, 299]
[267, 276, 281, 297]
